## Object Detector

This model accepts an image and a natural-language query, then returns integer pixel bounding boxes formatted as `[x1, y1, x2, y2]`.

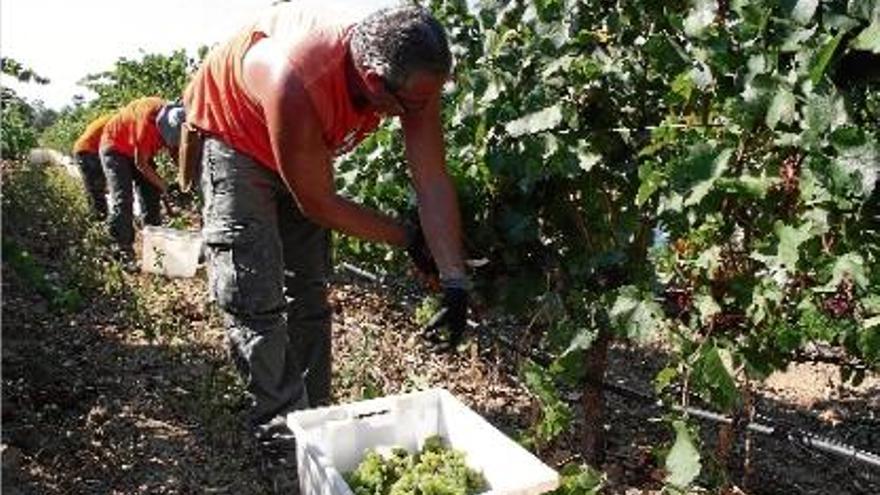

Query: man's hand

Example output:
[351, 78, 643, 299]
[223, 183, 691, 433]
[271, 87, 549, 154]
[423, 285, 468, 351]
[405, 223, 439, 278]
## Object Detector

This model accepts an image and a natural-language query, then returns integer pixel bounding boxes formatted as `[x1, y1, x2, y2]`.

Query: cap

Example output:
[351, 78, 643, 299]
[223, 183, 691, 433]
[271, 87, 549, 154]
[155, 104, 185, 148]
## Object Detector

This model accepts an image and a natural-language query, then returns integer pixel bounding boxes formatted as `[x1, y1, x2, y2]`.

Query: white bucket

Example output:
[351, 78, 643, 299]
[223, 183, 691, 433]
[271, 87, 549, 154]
[140, 226, 203, 278]
[289, 388, 559, 495]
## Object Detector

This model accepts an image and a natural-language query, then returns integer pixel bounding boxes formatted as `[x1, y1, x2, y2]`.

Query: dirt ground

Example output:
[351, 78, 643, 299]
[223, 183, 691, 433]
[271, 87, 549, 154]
[3, 256, 878, 494]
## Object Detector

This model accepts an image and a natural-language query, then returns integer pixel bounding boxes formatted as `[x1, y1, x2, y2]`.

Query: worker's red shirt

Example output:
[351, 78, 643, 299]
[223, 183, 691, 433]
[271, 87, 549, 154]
[184, 3, 381, 171]
[73, 114, 113, 154]
[100, 97, 165, 159]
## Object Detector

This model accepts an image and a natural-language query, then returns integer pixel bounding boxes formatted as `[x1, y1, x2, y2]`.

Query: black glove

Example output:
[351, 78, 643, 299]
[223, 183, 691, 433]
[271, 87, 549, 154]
[405, 223, 438, 277]
[423, 286, 468, 351]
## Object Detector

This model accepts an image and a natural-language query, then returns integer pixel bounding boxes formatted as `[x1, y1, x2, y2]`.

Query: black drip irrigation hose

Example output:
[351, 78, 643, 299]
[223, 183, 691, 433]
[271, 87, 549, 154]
[337, 262, 880, 471]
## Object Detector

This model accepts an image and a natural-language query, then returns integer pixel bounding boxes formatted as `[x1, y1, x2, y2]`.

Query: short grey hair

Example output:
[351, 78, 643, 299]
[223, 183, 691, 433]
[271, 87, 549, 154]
[350, 5, 452, 90]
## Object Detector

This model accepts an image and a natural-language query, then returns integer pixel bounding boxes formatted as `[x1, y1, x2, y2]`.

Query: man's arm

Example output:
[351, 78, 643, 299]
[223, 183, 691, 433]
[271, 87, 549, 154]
[243, 38, 407, 246]
[400, 96, 466, 280]
[134, 148, 167, 192]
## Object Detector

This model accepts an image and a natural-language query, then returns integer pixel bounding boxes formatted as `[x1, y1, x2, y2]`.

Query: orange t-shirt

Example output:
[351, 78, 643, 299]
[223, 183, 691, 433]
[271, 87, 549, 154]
[184, 3, 382, 171]
[100, 97, 166, 159]
[72, 114, 112, 154]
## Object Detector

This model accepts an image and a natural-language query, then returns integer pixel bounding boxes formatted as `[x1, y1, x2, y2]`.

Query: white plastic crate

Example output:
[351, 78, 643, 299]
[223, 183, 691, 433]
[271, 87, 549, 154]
[288, 388, 559, 495]
[140, 226, 203, 278]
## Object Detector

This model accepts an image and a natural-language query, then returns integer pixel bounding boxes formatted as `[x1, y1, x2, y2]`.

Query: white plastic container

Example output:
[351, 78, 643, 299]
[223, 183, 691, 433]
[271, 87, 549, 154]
[288, 388, 559, 495]
[140, 226, 203, 278]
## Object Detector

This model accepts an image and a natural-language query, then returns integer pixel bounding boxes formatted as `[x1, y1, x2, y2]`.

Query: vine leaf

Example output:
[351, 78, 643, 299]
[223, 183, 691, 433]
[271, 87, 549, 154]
[847, 0, 880, 21]
[609, 286, 662, 339]
[851, 20, 880, 53]
[665, 420, 702, 488]
[715, 175, 777, 198]
[505, 105, 563, 137]
[637, 163, 665, 206]
[695, 293, 722, 325]
[766, 87, 797, 130]
[782, 26, 817, 52]
[802, 90, 847, 145]
[809, 32, 846, 85]
[748, 281, 784, 325]
[817, 252, 868, 291]
[684, 147, 733, 206]
[774, 220, 814, 271]
[787, 0, 820, 25]
[562, 327, 598, 357]
[522, 361, 572, 443]
[834, 140, 880, 196]
[693, 345, 739, 411]
[684, 0, 717, 37]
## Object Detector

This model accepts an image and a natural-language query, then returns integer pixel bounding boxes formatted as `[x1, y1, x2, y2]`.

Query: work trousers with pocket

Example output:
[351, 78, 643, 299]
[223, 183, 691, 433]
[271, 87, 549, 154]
[74, 151, 108, 220]
[100, 148, 162, 251]
[200, 137, 332, 449]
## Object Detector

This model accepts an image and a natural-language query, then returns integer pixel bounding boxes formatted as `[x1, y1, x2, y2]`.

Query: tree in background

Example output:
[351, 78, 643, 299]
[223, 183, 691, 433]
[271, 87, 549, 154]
[1, 58, 51, 159]
[41, 49, 204, 155]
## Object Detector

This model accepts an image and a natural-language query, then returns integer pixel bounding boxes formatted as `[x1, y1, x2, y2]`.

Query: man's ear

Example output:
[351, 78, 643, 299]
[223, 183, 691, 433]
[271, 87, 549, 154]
[362, 70, 386, 93]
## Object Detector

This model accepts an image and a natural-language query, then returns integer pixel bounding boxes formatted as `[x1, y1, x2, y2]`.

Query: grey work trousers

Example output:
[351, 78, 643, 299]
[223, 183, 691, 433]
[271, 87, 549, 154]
[200, 137, 332, 447]
[74, 151, 108, 220]
[100, 148, 162, 250]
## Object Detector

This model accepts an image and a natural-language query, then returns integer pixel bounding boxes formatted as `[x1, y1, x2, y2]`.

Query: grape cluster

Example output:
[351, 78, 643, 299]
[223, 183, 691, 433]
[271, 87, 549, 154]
[822, 278, 855, 318]
[344, 435, 488, 495]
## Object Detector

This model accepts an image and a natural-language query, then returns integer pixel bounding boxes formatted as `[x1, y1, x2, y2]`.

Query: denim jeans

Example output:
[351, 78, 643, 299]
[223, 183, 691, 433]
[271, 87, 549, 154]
[74, 151, 108, 220]
[100, 148, 162, 250]
[200, 137, 332, 448]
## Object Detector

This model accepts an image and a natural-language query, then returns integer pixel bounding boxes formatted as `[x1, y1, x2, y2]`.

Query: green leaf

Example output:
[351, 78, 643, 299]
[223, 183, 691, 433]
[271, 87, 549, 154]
[863, 294, 880, 314]
[671, 71, 696, 101]
[802, 91, 848, 145]
[685, 147, 733, 206]
[782, 26, 818, 52]
[766, 88, 797, 130]
[775, 221, 815, 271]
[684, 0, 717, 37]
[810, 32, 846, 85]
[609, 285, 663, 340]
[803, 208, 831, 236]
[554, 464, 604, 495]
[858, 326, 880, 365]
[748, 281, 784, 325]
[834, 140, 880, 196]
[655, 367, 679, 395]
[665, 421, 702, 488]
[715, 175, 777, 198]
[577, 141, 602, 172]
[787, 0, 819, 25]
[693, 345, 739, 411]
[637, 163, 665, 206]
[695, 245, 723, 275]
[695, 293, 722, 324]
[851, 20, 880, 52]
[831, 126, 867, 148]
[505, 105, 563, 137]
[561, 327, 597, 357]
[847, 0, 880, 21]
[522, 361, 572, 443]
[820, 252, 869, 290]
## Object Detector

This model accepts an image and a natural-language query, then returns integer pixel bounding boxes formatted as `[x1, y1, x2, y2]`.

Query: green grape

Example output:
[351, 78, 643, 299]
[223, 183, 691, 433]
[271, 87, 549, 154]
[421, 435, 445, 454]
[344, 436, 488, 495]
